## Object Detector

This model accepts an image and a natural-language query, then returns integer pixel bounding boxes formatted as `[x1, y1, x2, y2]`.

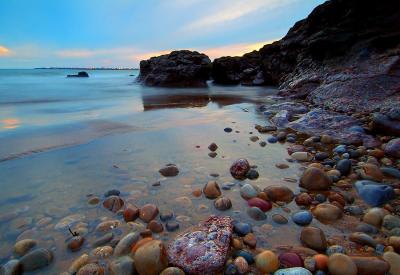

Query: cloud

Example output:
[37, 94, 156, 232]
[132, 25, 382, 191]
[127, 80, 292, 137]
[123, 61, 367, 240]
[181, 0, 289, 33]
[0, 45, 11, 56]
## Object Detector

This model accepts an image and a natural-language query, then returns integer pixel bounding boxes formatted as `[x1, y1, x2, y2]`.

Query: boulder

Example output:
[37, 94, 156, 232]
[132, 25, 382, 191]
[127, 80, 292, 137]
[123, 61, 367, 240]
[167, 216, 233, 274]
[138, 50, 211, 87]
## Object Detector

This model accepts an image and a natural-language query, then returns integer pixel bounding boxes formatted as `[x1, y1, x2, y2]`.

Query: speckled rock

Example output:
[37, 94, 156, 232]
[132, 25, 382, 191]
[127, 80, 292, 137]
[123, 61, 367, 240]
[68, 254, 90, 274]
[230, 159, 251, 180]
[77, 263, 105, 275]
[167, 216, 233, 274]
[234, 256, 249, 274]
[91, 246, 113, 258]
[96, 220, 121, 232]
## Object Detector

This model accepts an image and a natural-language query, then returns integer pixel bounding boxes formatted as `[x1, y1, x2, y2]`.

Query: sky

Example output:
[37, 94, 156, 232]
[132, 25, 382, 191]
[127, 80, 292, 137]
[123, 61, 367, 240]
[0, 0, 325, 68]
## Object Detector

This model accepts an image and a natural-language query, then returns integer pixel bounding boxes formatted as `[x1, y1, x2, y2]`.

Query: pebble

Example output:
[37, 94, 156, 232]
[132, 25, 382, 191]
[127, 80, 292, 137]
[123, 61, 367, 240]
[351, 256, 390, 275]
[161, 267, 185, 275]
[203, 181, 222, 199]
[20, 248, 53, 272]
[92, 232, 114, 247]
[224, 127, 233, 133]
[292, 210, 313, 226]
[224, 264, 238, 275]
[234, 222, 252, 236]
[278, 252, 303, 268]
[68, 254, 89, 274]
[247, 197, 272, 212]
[87, 196, 100, 205]
[214, 197, 232, 211]
[234, 256, 249, 273]
[67, 236, 85, 252]
[247, 207, 267, 220]
[235, 250, 254, 264]
[208, 142, 218, 151]
[103, 195, 125, 213]
[326, 245, 346, 256]
[114, 232, 139, 256]
[76, 263, 105, 275]
[110, 256, 135, 275]
[159, 164, 179, 177]
[314, 194, 326, 203]
[104, 189, 120, 197]
[383, 251, 400, 275]
[295, 193, 313, 206]
[381, 167, 400, 179]
[312, 203, 342, 221]
[192, 188, 202, 197]
[139, 204, 159, 222]
[0, 260, 22, 275]
[96, 220, 121, 232]
[362, 207, 388, 227]
[384, 138, 400, 158]
[208, 152, 217, 158]
[328, 253, 357, 275]
[300, 227, 327, 251]
[230, 159, 251, 179]
[315, 152, 329, 161]
[246, 169, 259, 180]
[160, 210, 174, 221]
[250, 136, 259, 142]
[355, 223, 379, 234]
[314, 254, 328, 270]
[355, 180, 395, 206]
[260, 141, 267, 147]
[243, 233, 257, 248]
[274, 267, 312, 275]
[300, 167, 332, 191]
[264, 185, 294, 202]
[272, 214, 288, 224]
[336, 159, 352, 176]
[268, 136, 278, 143]
[291, 152, 311, 161]
[240, 184, 258, 200]
[255, 250, 279, 273]
[14, 239, 37, 256]
[389, 236, 400, 252]
[91, 246, 113, 258]
[54, 214, 85, 230]
[276, 163, 289, 169]
[123, 206, 139, 222]
[383, 215, 400, 230]
[166, 221, 180, 232]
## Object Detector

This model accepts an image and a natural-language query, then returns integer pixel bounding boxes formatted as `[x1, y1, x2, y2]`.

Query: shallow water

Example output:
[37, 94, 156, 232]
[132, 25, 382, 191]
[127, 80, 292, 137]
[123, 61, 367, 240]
[0, 70, 351, 273]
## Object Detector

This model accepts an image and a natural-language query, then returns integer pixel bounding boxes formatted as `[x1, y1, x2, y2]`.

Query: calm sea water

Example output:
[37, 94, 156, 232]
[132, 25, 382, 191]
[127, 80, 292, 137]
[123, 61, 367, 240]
[0, 69, 343, 273]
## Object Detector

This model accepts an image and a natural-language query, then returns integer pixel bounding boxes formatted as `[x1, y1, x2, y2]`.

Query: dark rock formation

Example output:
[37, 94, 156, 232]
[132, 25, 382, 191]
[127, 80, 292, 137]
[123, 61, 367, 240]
[211, 0, 400, 113]
[138, 50, 211, 87]
[67, 71, 89, 78]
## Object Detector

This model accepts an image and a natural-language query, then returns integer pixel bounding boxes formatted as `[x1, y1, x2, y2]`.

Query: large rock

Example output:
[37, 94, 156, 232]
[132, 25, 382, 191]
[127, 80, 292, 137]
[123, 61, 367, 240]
[211, 0, 400, 113]
[138, 50, 211, 87]
[167, 216, 233, 274]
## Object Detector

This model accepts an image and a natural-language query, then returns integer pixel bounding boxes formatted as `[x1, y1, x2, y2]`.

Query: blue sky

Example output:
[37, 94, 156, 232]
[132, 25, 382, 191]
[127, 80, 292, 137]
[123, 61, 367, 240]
[0, 0, 325, 68]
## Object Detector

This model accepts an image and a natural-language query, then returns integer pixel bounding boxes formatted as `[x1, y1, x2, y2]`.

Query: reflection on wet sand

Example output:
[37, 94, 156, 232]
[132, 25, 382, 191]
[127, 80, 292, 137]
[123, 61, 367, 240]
[1, 118, 20, 129]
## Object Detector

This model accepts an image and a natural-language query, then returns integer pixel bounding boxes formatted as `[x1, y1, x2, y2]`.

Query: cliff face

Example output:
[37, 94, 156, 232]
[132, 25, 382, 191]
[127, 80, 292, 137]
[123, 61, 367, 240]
[212, 0, 400, 113]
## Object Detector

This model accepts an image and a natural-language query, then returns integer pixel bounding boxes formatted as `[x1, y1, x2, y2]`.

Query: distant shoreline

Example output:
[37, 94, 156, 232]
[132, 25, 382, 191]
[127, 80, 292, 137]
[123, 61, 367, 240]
[34, 67, 139, 70]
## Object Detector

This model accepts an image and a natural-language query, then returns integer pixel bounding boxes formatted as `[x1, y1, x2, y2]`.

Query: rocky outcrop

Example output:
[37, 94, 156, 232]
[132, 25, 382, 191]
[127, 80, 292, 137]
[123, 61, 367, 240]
[67, 71, 89, 78]
[138, 50, 211, 87]
[211, 0, 400, 113]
